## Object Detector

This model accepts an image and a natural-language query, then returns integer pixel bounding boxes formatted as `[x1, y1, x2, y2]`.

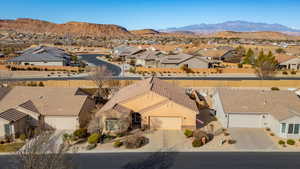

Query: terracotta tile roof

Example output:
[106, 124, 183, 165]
[99, 77, 198, 114]
[217, 88, 300, 121]
[0, 108, 27, 122]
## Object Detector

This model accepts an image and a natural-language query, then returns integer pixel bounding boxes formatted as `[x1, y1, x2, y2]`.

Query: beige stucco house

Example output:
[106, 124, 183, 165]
[159, 54, 210, 69]
[96, 77, 198, 133]
[279, 57, 300, 70]
[213, 88, 300, 139]
[0, 87, 95, 138]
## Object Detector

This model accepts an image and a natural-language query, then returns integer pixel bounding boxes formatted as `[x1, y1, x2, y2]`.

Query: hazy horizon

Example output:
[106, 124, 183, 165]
[1, 0, 300, 30]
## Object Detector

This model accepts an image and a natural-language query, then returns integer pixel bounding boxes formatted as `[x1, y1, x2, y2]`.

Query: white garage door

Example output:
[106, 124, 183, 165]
[44, 116, 79, 130]
[150, 117, 182, 130]
[228, 114, 262, 128]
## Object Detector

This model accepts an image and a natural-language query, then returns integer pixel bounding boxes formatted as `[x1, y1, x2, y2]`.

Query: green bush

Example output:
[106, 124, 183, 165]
[113, 140, 123, 148]
[192, 139, 203, 147]
[19, 134, 26, 141]
[184, 129, 193, 138]
[271, 87, 280, 91]
[88, 133, 100, 144]
[282, 71, 288, 75]
[278, 140, 285, 145]
[73, 128, 88, 139]
[287, 139, 295, 145]
[63, 133, 71, 142]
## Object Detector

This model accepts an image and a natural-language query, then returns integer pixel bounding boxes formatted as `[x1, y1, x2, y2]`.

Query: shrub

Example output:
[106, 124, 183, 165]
[38, 82, 44, 87]
[291, 70, 297, 75]
[113, 140, 123, 148]
[86, 143, 97, 150]
[88, 133, 100, 145]
[271, 87, 280, 91]
[184, 129, 193, 138]
[19, 134, 26, 141]
[124, 135, 148, 149]
[193, 130, 209, 141]
[63, 133, 71, 142]
[116, 132, 126, 138]
[270, 133, 275, 136]
[192, 139, 203, 147]
[265, 128, 271, 131]
[278, 140, 285, 145]
[282, 71, 288, 75]
[228, 139, 236, 144]
[287, 139, 295, 145]
[73, 128, 88, 139]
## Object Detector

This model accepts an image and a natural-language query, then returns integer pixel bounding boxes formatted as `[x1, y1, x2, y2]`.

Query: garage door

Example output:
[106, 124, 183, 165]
[228, 114, 262, 128]
[150, 117, 182, 130]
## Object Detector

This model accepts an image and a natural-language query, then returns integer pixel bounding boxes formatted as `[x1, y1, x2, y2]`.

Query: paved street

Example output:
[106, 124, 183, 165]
[1, 152, 300, 169]
[79, 54, 122, 76]
[229, 128, 277, 150]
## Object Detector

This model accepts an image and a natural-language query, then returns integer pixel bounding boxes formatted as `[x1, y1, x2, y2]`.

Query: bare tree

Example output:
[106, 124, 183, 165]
[12, 132, 74, 169]
[88, 66, 112, 101]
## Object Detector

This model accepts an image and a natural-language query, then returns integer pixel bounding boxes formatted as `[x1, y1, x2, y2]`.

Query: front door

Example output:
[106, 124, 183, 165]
[132, 113, 141, 129]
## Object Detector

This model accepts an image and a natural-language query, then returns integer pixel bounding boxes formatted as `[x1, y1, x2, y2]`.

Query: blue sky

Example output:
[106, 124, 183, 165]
[1, 0, 300, 30]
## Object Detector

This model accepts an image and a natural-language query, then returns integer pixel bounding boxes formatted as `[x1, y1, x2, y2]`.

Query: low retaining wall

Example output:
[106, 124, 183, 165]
[15, 80, 300, 88]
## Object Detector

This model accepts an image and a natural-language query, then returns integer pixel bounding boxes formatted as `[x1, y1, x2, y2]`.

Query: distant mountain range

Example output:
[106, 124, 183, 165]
[161, 21, 300, 35]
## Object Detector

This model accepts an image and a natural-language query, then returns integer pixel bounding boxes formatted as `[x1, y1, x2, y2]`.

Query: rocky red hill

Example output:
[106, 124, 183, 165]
[0, 18, 133, 38]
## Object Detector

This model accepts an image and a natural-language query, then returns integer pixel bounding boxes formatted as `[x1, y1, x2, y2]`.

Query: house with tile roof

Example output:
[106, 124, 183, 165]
[159, 53, 210, 69]
[278, 57, 300, 70]
[0, 87, 95, 139]
[213, 88, 300, 139]
[6, 46, 71, 66]
[96, 77, 199, 133]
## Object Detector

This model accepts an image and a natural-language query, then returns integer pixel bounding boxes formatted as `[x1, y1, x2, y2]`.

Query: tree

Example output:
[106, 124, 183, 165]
[254, 50, 278, 79]
[275, 48, 286, 54]
[88, 66, 112, 102]
[243, 48, 255, 64]
[12, 132, 74, 169]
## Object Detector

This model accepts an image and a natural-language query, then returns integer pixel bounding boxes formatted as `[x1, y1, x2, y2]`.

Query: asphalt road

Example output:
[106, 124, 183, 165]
[79, 54, 122, 76]
[1, 152, 300, 169]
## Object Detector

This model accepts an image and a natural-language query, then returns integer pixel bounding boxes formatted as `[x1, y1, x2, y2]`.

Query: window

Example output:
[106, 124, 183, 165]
[105, 119, 120, 131]
[4, 124, 11, 136]
[281, 123, 286, 133]
[294, 124, 300, 134]
[288, 124, 294, 134]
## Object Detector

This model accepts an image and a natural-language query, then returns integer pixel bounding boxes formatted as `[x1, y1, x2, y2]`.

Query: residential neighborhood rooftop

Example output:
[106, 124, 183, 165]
[99, 77, 198, 113]
[7, 46, 70, 63]
[217, 88, 300, 121]
[0, 86, 88, 116]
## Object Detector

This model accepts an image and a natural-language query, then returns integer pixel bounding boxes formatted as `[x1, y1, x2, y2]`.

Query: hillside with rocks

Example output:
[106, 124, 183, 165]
[0, 18, 133, 38]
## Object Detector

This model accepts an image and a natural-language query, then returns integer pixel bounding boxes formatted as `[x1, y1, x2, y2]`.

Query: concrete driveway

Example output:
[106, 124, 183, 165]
[229, 128, 277, 150]
[145, 130, 186, 151]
